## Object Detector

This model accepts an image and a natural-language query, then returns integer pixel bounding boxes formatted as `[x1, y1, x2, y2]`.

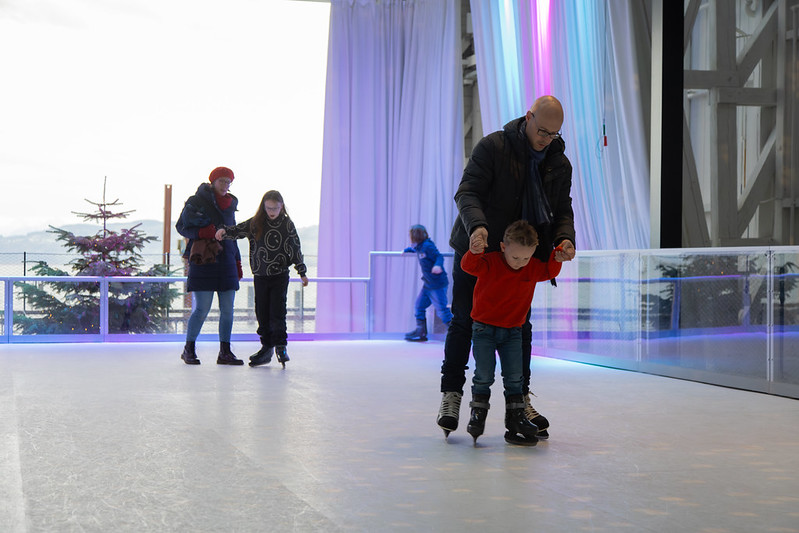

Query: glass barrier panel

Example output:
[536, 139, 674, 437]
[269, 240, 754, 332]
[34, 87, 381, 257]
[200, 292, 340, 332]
[532, 253, 641, 364]
[0, 281, 5, 334]
[368, 253, 454, 336]
[773, 251, 799, 386]
[107, 279, 187, 335]
[642, 250, 769, 380]
[177, 279, 355, 336]
[12, 278, 101, 335]
[312, 279, 368, 335]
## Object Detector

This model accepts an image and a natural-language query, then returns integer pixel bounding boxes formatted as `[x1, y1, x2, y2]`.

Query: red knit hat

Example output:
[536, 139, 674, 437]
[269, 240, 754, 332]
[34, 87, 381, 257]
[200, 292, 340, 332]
[209, 166, 234, 183]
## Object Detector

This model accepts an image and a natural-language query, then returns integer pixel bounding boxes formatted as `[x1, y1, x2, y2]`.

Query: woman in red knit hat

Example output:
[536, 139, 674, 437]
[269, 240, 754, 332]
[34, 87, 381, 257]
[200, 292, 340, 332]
[175, 166, 244, 365]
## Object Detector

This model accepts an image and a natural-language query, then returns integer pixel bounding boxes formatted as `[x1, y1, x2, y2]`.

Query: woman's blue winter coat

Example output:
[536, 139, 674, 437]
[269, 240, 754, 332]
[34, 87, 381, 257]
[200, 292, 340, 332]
[176, 183, 241, 292]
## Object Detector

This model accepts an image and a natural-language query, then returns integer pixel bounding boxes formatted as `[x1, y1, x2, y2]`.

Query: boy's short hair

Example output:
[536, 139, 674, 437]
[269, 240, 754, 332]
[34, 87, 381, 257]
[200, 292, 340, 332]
[410, 224, 428, 244]
[503, 220, 539, 247]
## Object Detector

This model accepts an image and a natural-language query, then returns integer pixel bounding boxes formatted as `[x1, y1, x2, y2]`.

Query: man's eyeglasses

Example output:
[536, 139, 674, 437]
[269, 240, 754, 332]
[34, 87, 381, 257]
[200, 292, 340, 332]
[530, 112, 561, 140]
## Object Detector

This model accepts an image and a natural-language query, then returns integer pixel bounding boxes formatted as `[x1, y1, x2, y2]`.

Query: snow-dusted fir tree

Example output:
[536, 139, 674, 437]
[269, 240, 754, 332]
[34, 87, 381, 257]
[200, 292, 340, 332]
[15, 178, 176, 334]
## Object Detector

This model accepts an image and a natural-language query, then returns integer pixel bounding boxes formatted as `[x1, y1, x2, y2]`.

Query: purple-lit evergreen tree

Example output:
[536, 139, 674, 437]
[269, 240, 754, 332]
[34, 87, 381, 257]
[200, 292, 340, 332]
[15, 179, 176, 334]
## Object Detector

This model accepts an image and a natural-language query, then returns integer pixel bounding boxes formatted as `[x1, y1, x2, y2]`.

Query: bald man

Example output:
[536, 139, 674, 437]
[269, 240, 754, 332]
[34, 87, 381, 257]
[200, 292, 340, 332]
[437, 95, 576, 445]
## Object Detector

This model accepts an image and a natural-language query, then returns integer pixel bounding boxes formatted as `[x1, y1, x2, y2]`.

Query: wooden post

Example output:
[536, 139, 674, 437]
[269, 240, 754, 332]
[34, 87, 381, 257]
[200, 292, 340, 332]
[163, 184, 172, 266]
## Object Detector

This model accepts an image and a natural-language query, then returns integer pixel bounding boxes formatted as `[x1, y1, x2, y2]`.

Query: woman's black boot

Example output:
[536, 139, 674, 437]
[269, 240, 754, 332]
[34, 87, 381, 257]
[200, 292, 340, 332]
[217, 342, 244, 365]
[181, 341, 200, 365]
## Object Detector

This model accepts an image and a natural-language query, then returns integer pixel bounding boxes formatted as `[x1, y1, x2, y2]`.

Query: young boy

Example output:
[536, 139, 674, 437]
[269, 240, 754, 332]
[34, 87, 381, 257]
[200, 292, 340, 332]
[461, 220, 563, 446]
[403, 224, 452, 341]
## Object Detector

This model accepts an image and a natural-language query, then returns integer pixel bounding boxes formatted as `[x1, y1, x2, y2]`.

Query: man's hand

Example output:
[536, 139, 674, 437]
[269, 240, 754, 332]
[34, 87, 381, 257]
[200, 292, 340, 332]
[554, 240, 576, 262]
[431, 265, 443, 274]
[215, 228, 226, 241]
[469, 227, 488, 255]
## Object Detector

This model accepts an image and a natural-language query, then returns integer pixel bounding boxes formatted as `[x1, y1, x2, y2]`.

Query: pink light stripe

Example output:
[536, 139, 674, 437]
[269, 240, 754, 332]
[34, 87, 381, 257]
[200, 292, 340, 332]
[532, 0, 551, 98]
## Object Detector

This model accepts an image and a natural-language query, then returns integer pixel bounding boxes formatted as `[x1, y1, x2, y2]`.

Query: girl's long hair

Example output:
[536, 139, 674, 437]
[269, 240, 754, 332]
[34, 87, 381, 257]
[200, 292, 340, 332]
[252, 190, 288, 241]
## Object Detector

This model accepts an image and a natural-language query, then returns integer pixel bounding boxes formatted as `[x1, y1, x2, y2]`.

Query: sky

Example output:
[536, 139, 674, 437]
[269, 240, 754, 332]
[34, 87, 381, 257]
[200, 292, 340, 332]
[0, 0, 330, 237]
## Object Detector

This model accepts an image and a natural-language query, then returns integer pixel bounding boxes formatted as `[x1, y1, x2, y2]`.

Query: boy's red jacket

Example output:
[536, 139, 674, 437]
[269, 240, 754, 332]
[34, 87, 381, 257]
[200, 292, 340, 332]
[461, 249, 561, 328]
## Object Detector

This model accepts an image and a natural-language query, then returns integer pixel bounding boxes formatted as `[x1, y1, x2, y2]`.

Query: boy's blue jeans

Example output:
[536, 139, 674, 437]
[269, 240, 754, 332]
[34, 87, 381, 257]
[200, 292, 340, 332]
[470, 321, 523, 398]
[414, 286, 453, 323]
[186, 290, 236, 342]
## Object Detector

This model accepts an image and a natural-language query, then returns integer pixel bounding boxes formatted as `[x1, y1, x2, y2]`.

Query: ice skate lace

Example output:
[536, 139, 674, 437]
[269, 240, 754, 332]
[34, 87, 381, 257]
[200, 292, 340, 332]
[439, 392, 462, 419]
[524, 392, 541, 419]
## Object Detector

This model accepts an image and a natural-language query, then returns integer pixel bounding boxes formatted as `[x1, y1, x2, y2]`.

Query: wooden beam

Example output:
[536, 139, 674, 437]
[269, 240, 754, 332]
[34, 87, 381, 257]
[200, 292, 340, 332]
[716, 87, 777, 106]
[715, 0, 736, 70]
[775, 0, 791, 243]
[737, 129, 777, 236]
[718, 237, 775, 246]
[737, 2, 778, 83]
[682, 113, 710, 246]
[709, 94, 739, 244]
[684, 0, 702, 51]
[684, 69, 739, 88]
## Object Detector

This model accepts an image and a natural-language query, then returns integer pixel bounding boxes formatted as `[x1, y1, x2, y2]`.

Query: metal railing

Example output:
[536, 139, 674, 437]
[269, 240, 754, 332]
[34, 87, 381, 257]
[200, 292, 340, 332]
[3, 246, 799, 398]
[1, 275, 368, 343]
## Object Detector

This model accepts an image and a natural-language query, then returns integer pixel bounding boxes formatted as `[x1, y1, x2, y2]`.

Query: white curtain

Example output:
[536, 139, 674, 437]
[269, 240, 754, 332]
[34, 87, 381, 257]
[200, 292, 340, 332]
[470, 0, 650, 250]
[317, 0, 463, 333]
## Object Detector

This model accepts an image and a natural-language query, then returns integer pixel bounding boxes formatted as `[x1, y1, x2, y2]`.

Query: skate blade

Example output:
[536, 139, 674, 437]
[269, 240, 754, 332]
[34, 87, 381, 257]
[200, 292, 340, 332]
[504, 431, 538, 447]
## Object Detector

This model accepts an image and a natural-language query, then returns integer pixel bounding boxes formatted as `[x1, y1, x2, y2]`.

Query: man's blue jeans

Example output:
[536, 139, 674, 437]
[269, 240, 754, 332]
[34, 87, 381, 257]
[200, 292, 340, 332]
[186, 290, 235, 342]
[470, 321, 523, 398]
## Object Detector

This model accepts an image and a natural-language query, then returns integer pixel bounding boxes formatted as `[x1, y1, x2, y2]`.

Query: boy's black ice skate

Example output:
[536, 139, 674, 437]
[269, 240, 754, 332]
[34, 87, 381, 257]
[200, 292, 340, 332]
[275, 345, 290, 368]
[404, 319, 428, 342]
[466, 394, 490, 445]
[504, 394, 539, 446]
[437, 391, 462, 437]
[249, 345, 274, 367]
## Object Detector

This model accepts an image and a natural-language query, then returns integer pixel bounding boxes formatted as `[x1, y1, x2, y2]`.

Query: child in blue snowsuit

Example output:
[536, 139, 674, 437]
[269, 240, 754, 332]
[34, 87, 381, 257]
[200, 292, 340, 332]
[403, 225, 453, 341]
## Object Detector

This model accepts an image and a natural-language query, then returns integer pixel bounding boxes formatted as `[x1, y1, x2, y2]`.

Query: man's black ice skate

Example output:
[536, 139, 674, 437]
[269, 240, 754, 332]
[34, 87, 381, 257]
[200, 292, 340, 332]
[249, 345, 274, 367]
[437, 391, 462, 437]
[503, 431, 540, 446]
[466, 394, 490, 445]
[504, 394, 539, 446]
[275, 345, 289, 368]
[404, 319, 428, 342]
[524, 391, 550, 439]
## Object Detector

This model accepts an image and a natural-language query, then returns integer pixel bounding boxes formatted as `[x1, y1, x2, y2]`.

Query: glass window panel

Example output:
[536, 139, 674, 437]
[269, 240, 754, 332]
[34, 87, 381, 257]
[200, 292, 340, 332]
[13, 279, 101, 335]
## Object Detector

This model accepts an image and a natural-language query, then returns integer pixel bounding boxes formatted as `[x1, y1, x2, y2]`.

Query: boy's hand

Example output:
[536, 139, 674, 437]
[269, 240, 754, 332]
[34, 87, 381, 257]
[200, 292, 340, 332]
[469, 227, 488, 254]
[215, 228, 226, 241]
[431, 265, 443, 274]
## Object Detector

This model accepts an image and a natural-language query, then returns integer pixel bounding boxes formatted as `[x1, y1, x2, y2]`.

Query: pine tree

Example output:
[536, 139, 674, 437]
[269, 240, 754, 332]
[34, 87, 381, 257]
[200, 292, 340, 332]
[14, 178, 177, 334]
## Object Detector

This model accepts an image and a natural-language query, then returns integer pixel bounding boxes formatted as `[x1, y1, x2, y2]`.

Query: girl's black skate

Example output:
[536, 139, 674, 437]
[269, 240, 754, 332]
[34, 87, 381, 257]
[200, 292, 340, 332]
[275, 345, 290, 368]
[249, 345, 273, 367]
